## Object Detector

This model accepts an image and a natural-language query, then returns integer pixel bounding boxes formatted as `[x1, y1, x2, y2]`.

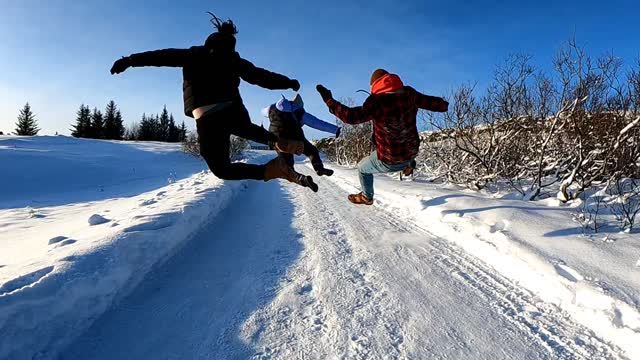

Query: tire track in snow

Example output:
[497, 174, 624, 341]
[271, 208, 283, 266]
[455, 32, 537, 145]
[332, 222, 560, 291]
[310, 173, 621, 359]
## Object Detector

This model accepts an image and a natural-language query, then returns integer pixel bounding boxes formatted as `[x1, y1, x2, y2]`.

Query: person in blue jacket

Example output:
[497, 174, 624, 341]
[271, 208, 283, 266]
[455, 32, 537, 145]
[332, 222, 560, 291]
[262, 94, 340, 190]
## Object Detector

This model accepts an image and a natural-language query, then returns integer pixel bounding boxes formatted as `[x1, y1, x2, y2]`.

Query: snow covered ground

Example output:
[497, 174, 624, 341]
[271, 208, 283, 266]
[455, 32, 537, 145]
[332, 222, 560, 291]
[1, 136, 639, 359]
[319, 164, 640, 359]
[0, 136, 264, 359]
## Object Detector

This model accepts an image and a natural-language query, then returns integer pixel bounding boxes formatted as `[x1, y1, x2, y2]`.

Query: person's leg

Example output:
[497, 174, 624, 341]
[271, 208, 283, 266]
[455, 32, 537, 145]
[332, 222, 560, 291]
[357, 151, 387, 200]
[263, 154, 319, 192]
[302, 138, 333, 176]
[356, 151, 410, 199]
[232, 104, 303, 154]
[232, 105, 278, 145]
[196, 112, 265, 181]
[280, 152, 295, 168]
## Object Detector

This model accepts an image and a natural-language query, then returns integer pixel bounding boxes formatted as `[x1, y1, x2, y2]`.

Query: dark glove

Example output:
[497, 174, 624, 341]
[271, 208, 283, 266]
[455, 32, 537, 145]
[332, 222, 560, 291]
[110, 56, 132, 75]
[335, 127, 341, 138]
[290, 79, 300, 92]
[316, 84, 333, 102]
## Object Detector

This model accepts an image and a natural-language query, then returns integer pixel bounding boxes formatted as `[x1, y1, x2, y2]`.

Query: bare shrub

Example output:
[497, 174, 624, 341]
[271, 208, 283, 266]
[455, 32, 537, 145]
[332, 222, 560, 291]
[229, 135, 249, 160]
[419, 39, 640, 201]
[182, 131, 248, 160]
[608, 178, 640, 232]
[573, 190, 607, 234]
[316, 97, 374, 167]
[182, 130, 200, 157]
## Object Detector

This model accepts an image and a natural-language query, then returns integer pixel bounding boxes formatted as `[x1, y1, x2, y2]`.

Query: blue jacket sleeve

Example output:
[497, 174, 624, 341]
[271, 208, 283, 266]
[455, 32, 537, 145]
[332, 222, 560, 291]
[302, 112, 339, 135]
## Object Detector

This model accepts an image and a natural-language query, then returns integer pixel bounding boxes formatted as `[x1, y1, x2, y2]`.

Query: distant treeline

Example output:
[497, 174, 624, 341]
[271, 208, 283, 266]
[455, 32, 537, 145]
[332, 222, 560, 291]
[71, 101, 187, 143]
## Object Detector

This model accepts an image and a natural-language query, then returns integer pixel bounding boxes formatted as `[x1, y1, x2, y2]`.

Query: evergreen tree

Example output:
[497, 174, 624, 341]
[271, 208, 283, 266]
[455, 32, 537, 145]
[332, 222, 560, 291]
[167, 113, 180, 142]
[90, 108, 105, 139]
[138, 113, 157, 141]
[70, 104, 91, 138]
[103, 100, 120, 140]
[14, 102, 40, 136]
[178, 121, 187, 142]
[114, 110, 125, 140]
[158, 106, 170, 141]
[124, 121, 139, 141]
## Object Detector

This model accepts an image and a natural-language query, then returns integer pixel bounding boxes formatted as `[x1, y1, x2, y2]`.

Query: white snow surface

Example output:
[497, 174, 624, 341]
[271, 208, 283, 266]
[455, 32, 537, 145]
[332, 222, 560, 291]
[0, 136, 264, 359]
[1, 136, 639, 359]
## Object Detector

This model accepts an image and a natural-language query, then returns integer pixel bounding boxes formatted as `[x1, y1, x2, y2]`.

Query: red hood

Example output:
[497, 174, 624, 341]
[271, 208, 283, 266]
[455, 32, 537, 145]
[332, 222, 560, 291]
[370, 73, 404, 95]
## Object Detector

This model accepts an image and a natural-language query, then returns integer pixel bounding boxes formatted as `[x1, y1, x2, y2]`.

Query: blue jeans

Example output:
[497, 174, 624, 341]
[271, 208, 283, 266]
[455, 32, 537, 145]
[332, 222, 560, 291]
[358, 151, 411, 199]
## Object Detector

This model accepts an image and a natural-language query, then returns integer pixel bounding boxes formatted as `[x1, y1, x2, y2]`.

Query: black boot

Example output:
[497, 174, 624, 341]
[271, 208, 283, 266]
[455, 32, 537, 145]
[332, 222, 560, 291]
[298, 174, 319, 192]
[315, 167, 334, 177]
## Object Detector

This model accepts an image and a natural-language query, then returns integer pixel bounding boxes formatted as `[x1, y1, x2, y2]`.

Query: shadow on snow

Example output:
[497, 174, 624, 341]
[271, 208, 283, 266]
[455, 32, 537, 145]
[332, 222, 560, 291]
[60, 180, 303, 359]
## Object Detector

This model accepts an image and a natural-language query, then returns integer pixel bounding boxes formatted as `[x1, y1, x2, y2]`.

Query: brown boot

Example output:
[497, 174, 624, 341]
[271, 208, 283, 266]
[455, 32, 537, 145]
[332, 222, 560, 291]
[274, 138, 304, 155]
[264, 157, 298, 182]
[348, 192, 374, 205]
[402, 160, 417, 177]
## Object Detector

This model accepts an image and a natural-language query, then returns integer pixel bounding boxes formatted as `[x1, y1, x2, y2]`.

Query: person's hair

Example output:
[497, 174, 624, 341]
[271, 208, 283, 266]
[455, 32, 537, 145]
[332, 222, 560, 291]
[207, 12, 238, 36]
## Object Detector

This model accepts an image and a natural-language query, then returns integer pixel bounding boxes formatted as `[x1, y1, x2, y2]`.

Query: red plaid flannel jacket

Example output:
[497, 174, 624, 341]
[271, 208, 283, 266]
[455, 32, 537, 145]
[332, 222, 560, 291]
[326, 87, 448, 164]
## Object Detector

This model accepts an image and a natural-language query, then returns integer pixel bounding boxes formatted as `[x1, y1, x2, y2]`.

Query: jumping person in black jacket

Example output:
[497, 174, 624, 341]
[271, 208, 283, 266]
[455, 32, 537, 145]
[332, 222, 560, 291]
[110, 14, 305, 185]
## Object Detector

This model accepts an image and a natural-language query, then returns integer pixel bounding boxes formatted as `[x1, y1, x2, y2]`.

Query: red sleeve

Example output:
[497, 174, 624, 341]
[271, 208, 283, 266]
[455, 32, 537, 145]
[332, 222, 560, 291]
[413, 88, 449, 112]
[325, 98, 372, 125]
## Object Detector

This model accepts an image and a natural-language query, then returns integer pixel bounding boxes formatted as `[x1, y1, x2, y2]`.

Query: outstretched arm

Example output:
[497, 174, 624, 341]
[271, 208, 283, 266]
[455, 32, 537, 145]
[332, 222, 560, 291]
[111, 48, 190, 74]
[238, 57, 298, 90]
[301, 112, 339, 135]
[413, 88, 449, 112]
[316, 85, 371, 125]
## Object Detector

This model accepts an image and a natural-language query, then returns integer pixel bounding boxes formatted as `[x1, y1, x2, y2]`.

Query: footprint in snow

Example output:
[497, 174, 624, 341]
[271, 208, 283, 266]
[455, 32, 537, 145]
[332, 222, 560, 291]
[48, 236, 68, 245]
[298, 283, 313, 295]
[123, 216, 176, 232]
[56, 239, 77, 248]
[0, 266, 54, 295]
[88, 214, 111, 226]
[554, 264, 584, 282]
[488, 220, 509, 233]
[139, 199, 157, 207]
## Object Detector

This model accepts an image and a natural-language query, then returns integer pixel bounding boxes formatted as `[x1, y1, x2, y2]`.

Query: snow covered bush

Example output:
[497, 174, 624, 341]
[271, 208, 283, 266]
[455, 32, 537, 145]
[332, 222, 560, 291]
[182, 130, 200, 157]
[608, 178, 640, 232]
[418, 39, 640, 201]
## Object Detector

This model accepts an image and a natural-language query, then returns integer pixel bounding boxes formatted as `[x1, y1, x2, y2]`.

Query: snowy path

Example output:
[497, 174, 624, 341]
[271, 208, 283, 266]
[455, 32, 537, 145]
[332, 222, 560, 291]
[61, 173, 621, 359]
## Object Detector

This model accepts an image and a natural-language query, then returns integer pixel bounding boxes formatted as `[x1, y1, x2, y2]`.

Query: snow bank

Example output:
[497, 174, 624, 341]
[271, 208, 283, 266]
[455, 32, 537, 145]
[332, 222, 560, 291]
[320, 163, 640, 359]
[0, 135, 205, 209]
[0, 136, 263, 359]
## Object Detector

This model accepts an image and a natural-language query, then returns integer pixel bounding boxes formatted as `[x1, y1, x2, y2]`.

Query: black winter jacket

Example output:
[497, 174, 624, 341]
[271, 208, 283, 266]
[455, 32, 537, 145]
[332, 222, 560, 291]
[128, 46, 295, 117]
[267, 105, 305, 140]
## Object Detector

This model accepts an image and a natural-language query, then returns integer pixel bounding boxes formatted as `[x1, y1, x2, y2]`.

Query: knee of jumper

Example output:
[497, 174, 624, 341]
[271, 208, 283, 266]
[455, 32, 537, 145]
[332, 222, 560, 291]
[209, 163, 235, 180]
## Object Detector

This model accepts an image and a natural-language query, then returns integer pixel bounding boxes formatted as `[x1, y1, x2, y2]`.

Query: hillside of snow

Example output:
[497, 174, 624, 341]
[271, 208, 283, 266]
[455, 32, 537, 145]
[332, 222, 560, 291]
[0, 136, 264, 359]
[1, 135, 639, 359]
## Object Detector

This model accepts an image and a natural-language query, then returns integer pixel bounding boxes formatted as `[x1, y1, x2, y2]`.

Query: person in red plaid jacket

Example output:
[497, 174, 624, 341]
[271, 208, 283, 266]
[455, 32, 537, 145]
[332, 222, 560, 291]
[316, 69, 448, 205]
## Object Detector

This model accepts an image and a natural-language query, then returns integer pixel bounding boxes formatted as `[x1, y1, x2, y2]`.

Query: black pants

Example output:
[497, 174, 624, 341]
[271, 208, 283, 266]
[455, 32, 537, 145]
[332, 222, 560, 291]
[278, 139, 324, 171]
[269, 124, 325, 171]
[196, 102, 277, 180]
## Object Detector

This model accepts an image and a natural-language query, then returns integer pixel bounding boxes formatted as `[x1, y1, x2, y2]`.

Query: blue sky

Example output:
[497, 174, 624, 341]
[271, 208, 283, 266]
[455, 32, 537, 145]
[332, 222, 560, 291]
[1, 0, 638, 139]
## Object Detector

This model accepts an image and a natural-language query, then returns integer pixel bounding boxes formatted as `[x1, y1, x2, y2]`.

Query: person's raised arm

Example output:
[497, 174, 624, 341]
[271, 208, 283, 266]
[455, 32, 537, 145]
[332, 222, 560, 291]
[412, 88, 449, 112]
[301, 112, 339, 136]
[238, 57, 299, 91]
[110, 48, 191, 74]
[316, 85, 372, 125]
